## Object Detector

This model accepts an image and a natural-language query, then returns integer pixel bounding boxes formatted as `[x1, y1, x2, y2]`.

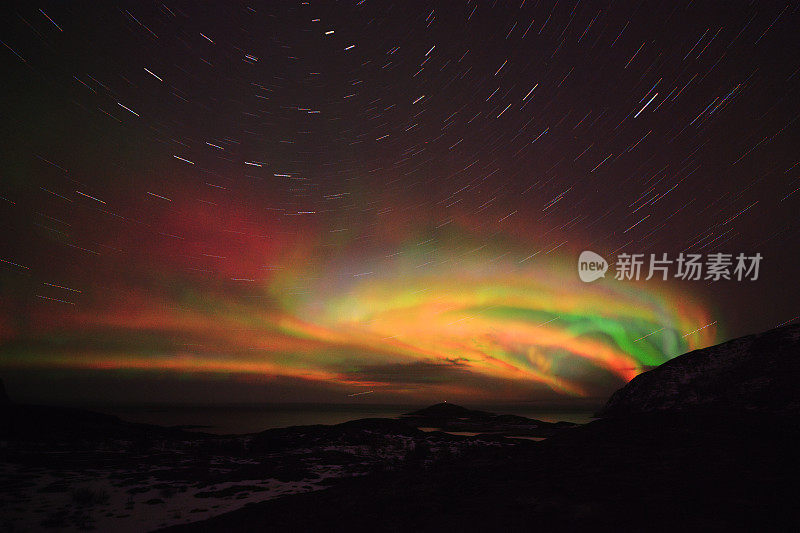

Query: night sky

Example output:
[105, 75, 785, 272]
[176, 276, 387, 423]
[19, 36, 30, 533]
[1, 1, 798, 405]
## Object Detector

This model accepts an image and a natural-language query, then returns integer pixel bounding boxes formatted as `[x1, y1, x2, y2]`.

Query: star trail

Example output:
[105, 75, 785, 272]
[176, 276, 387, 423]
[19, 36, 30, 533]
[0, 1, 798, 404]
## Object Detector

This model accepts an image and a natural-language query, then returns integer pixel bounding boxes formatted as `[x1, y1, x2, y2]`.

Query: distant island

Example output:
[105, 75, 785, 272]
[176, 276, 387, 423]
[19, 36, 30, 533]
[401, 402, 578, 437]
[0, 384, 575, 530]
[2, 324, 799, 531]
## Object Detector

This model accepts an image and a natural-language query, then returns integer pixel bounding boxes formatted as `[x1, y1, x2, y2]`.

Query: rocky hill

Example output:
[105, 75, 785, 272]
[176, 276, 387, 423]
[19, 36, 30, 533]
[599, 323, 800, 416]
[401, 402, 577, 437]
[158, 324, 800, 532]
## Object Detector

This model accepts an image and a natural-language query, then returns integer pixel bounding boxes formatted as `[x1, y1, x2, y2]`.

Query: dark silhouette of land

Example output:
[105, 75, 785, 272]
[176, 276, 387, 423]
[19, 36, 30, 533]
[2, 324, 799, 531]
[160, 324, 800, 532]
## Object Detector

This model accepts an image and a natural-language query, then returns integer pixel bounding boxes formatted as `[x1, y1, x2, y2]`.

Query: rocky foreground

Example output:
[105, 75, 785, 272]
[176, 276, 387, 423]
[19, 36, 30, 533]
[159, 324, 800, 532]
[0, 392, 568, 531]
[2, 324, 799, 531]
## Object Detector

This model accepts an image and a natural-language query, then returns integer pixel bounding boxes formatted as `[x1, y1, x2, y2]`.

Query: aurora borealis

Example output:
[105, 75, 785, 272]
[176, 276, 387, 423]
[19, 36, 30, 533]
[0, 195, 718, 403]
[1, 1, 798, 405]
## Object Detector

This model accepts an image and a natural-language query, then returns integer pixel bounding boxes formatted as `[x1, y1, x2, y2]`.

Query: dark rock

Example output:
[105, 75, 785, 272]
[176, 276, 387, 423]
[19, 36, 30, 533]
[155, 324, 800, 532]
[599, 323, 800, 417]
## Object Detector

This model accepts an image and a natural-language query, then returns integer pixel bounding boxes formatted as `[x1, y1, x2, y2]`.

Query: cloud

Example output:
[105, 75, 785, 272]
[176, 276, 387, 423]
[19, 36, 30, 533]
[341, 359, 473, 385]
